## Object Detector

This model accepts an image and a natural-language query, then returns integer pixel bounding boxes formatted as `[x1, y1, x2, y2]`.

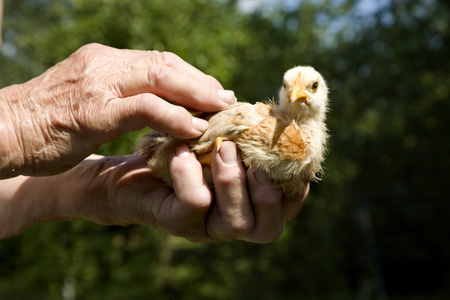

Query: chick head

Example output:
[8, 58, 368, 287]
[278, 66, 328, 118]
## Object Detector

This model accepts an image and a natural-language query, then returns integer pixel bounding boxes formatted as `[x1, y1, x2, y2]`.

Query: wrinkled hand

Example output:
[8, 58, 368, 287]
[0, 43, 235, 178]
[69, 141, 308, 243]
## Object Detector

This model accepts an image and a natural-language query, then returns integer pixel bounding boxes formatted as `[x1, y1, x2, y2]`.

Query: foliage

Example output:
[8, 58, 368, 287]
[1, 0, 449, 299]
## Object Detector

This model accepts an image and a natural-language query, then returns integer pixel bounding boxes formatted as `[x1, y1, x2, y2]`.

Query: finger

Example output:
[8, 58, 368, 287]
[107, 93, 209, 139]
[207, 141, 254, 241]
[113, 66, 236, 112]
[76, 45, 224, 90]
[147, 51, 224, 90]
[170, 144, 212, 210]
[282, 183, 310, 221]
[116, 50, 224, 90]
[167, 143, 213, 241]
[240, 168, 284, 243]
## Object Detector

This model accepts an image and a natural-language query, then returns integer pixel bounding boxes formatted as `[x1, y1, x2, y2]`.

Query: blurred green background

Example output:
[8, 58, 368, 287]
[1, 0, 449, 299]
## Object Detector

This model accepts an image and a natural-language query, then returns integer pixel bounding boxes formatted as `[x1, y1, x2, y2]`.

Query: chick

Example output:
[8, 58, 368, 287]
[140, 66, 329, 195]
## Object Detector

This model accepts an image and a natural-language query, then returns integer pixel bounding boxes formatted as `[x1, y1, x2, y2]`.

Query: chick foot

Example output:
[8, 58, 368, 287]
[196, 137, 223, 165]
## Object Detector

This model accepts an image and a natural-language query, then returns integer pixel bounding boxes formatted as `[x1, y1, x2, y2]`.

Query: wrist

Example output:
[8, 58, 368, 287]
[0, 84, 27, 178]
[0, 154, 112, 239]
[59, 155, 120, 226]
[0, 172, 80, 238]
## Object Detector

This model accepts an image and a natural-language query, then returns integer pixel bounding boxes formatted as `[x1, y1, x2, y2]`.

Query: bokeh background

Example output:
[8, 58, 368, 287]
[1, 0, 449, 299]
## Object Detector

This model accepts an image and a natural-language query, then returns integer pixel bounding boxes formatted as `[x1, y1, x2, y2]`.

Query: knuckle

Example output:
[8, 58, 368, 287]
[160, 51, 181, 65]
[208, 211, 254, 241]
[185, 193, 212, 212]
[143, 98, 193, 138]
[215, 170, 246, 189]
[254, 192, 282, 208]
[74, 43, 101, 59]
[270, 222, 285, 241]
[149, 49, 162, 57]
[221, 215, 254, 238]
[232, 219, 253, 236]
[69, 43, 103, 72]
[206, 75, 223, 89]
[172, 105, 191, 124]
[78, 42, 102, 52]
[258, 223, 284, 244]
[172, 157, 198, 177]
[204, 84, 220, 102]
[165, 106, 192, 135]
[147, 64, 169, 88]
[147, 50, 162, 65]
[167, 226, 194, 240]
[149, 51, 180, 67]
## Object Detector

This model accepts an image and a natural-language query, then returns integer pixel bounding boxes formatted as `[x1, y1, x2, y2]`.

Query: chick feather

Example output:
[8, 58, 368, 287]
[139, 66, 329, 195]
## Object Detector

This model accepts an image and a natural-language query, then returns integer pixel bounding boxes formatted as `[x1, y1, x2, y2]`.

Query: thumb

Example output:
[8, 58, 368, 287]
[108, 93, 209, 139]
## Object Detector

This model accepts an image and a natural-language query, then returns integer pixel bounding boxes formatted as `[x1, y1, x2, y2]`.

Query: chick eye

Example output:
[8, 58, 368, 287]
[311, 81, 319, 93]
[283, 82, 287, 89]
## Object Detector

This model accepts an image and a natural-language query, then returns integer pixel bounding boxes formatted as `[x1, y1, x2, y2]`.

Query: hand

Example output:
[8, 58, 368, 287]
[0, 142, 308, 242]
[68, 142, 307, 243]
[0, 43, 236, 178]
[166, 141, 309, 243]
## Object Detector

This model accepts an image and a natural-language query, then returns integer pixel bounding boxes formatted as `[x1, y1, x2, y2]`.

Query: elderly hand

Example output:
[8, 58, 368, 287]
[0, 43, 235, 178]
[0, 142, 308, 243]
[84, 142, 307, 243]
[0, 43, 308, 243]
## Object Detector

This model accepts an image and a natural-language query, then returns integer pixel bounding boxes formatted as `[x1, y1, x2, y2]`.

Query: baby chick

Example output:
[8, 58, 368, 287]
[140, 66, 329, 195]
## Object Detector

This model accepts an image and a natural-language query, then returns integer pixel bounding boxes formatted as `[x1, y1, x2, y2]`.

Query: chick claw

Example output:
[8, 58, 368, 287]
[196, 137, 223, 166]
[215, 137, 223, 152]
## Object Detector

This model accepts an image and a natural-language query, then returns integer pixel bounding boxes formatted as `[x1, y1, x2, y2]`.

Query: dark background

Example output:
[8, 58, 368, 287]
[1, 0, 449, 299]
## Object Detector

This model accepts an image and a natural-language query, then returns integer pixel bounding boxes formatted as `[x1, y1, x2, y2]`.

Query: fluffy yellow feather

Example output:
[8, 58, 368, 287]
[140, 66, 329, 195]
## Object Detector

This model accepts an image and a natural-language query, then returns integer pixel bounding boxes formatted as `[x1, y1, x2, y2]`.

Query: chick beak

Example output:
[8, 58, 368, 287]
[289, 71, 310, 103]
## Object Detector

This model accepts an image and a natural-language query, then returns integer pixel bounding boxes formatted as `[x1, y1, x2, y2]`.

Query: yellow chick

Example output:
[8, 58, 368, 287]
[140, 66, 329, 195]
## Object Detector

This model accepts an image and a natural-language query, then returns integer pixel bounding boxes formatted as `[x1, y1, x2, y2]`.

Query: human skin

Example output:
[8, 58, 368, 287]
[0, 142, 308, 243]
[0, 43, 236, 178]
[0, 42, 308, 243]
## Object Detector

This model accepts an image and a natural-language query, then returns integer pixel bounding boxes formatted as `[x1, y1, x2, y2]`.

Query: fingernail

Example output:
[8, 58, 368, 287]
[218, 142, 238, 165]
[192, 117, 209, 134]
[174, 143, 191, 158]
[217, 89, 236, 105]
[253, 169, 274, 187]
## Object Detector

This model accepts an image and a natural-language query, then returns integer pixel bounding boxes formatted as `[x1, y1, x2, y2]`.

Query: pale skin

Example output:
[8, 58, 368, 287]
[0, 3, 308, 242]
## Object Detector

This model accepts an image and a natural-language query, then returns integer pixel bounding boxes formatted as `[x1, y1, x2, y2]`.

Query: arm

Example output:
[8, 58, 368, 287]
[0, 143, 308, 243]
[0, 43, 307, 243]
[0, 43, 236, 178]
